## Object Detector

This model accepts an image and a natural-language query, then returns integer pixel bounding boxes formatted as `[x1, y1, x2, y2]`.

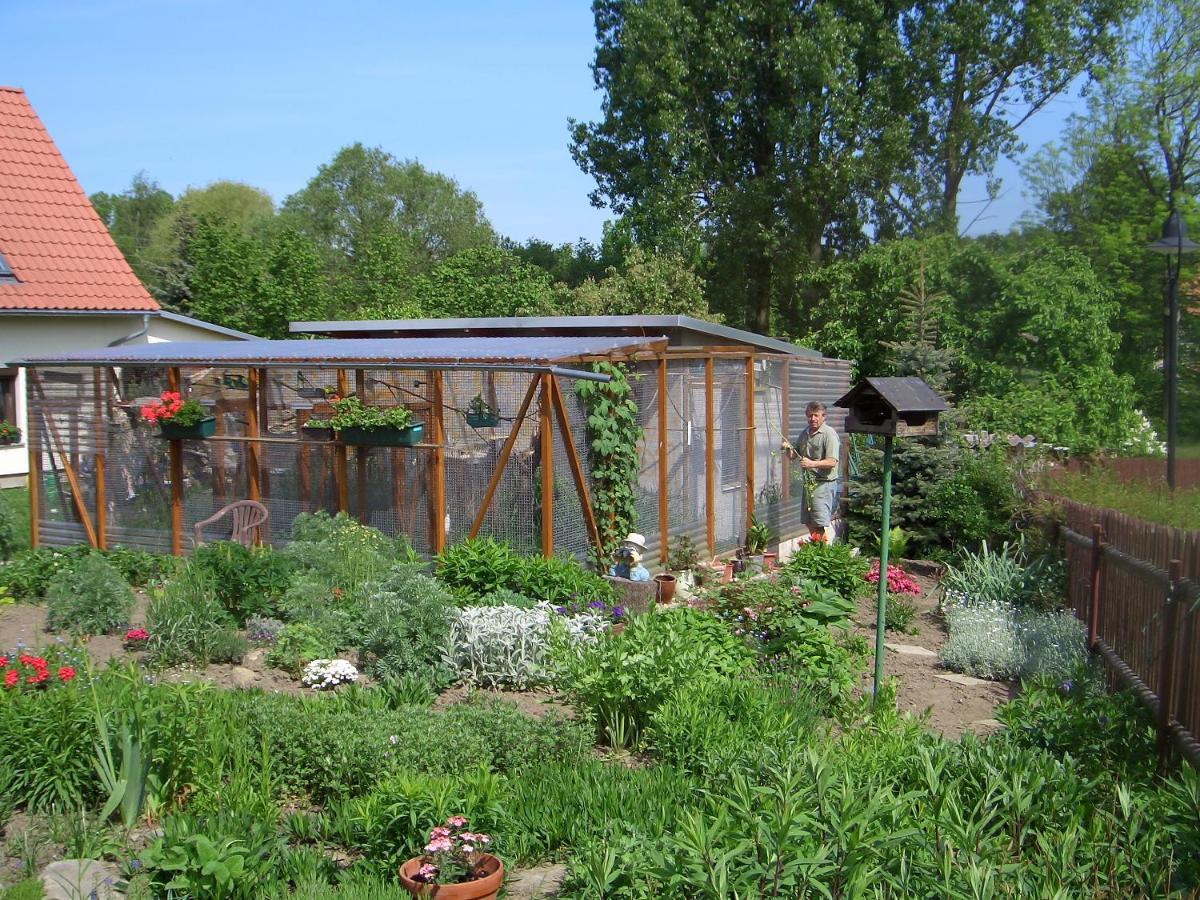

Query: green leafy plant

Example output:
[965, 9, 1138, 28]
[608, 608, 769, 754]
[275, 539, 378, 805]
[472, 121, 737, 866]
[575, 362, 642, 560]
[884, 594, 918, 633]
[45, 555, 134, 636]
[467, 394, 498, 419]
[146, 563, 237, 666]
[103, 546, 178, 587]
[436, 538, 524, 597]
[746, 516, 771, 555]
[941, 538, 1064, 612]
[778, 541, 869, 602]
[189, 541, 292, 624]
[266, 623, 334, 676]
[316, 395, 414, 432]
[667, 534, 701, 574]
[140, 391, 209, 427]
[0, 546, 93, 601]
[355, 569, 455, 684]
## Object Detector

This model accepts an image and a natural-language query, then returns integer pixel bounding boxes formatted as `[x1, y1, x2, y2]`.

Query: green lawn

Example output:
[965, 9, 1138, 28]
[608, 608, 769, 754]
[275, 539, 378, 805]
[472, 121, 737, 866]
[0, 485, 30, 555]
[1041, 469, 1200, 531]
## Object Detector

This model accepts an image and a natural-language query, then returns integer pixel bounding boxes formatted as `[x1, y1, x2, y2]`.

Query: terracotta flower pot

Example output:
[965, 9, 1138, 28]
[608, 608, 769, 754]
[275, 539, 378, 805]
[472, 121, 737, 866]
[654, 573, 676, 604]
[763, 551, 778, 571]
[721, 563, 734, 584]
[398, 854, 503, 900]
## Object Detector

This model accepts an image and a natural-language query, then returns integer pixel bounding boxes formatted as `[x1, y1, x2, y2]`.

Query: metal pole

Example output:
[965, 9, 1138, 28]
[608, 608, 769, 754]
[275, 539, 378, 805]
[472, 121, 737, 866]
[1167, 253, 1179, 492]
[873, 435, 894, 703]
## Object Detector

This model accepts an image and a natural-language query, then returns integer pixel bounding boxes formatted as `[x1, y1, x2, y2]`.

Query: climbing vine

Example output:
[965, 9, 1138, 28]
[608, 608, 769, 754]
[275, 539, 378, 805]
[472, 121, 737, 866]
[575, 361, 643, 561]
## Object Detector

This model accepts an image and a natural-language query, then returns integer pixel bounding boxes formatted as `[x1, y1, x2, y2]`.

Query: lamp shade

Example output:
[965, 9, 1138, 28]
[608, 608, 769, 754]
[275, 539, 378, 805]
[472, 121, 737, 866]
[1147, 209, 1200, 255]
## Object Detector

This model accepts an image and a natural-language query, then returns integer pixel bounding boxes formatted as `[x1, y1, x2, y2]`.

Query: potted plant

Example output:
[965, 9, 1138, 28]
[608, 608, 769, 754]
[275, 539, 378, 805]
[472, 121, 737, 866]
[300, 419, 337, 442]
[295, 374, 333, 400]
[465, 394, 500, 428]
[326, 396, 423, 447]
[667, 534, 701, 590]
[746, 515, 771, 570]
[141, 391, 215, 440]
[398, 817, 503, 900]
[220, 371, 249, 390]
[0, 420, 21, 445]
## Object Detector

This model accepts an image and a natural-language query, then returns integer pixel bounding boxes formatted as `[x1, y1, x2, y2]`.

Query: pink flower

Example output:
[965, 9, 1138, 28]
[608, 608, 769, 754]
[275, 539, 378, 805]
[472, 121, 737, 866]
[425, 837, 452, 854]
[429, 826, 451, 839]
[417, 863, 439, 880]
[446, 815, 468, 828]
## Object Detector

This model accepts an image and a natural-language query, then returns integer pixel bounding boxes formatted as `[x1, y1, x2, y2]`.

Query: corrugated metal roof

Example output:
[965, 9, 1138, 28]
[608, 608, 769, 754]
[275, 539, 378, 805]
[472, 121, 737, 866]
[12, 335, 667, 368]
[289, 314, 820, 358]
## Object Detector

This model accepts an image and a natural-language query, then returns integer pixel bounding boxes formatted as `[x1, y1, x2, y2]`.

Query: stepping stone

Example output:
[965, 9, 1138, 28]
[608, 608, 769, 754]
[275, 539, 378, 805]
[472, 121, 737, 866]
[42, 859, 123, 899]
[933, 672, 994, 687]
[884, 642, 937, 657]
[505, 863, 568, 899]
[971, 718, 1005, 731]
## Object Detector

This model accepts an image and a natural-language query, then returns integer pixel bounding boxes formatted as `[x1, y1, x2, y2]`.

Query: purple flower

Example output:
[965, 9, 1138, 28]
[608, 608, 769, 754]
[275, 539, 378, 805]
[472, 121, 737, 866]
[588, 600, 606, 610]
[555, 606, 567, 615]
[611, 606, 625, 620]
[1059, 679, 1073, 695]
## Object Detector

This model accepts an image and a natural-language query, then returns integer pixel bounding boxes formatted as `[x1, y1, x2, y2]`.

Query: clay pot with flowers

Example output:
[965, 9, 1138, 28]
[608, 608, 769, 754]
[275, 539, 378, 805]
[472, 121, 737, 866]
[140, 391, 215, 440]
[398, 816, 503, 900]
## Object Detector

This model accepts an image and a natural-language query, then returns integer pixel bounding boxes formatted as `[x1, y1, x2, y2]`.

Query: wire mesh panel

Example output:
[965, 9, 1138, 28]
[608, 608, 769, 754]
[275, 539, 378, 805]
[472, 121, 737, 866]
[712, 358, 747, 554]
[629, 361, 661, 558]
[752, 358, 788, 545]
[664, 360, 708, 554]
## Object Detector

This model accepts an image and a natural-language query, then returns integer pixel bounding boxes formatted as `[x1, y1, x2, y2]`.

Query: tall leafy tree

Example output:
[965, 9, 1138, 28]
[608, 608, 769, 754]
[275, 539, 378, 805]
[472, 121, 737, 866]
[281, 143, 496, 275]
[90, 172, 175, 289]
[571, 0, 914, 335]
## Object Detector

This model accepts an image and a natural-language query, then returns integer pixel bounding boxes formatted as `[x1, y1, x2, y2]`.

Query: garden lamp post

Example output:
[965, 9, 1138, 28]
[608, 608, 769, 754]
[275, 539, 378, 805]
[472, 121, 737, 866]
[1147, 208, 1198, 492]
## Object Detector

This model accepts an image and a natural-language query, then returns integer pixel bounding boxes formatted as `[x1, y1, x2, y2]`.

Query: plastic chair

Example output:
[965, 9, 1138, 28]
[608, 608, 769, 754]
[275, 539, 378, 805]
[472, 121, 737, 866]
[192, 500, 269, 548]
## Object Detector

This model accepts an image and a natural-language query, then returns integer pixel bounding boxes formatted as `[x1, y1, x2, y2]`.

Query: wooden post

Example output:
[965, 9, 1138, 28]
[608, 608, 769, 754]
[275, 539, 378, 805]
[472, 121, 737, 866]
[1087, 524, 1104, 650]
[391, 447, 405, 532]
[469, 375, 539, 538]
[355, 369, 368, 524]
[658, 355, 669, 565]
[296, 407, 311, 508]
[781, 360, 791, 503]
[335, 369, 348, 513]
[745, 356, 756, 535]
[93, 368, 107, 550]
[212, 401, 227, 504]
[27, 371, 40, 550]
[257, 369, 271, 502]
[167, 367, 182, 556]
[1157, 560, 1183, 768]
[245, 370, 261, 506]
[431, 371, 446, 554]
[539, 373, 554, 558]
[705, 357, 715, 557]
[549, 376, 603, 560]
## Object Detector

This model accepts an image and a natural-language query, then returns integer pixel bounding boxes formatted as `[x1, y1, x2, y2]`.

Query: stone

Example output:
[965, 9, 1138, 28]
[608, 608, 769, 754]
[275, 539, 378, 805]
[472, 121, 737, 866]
[505, 863, 568, 899]
[933, 672, 994, 687]
[243, 648, 267, 667]
[605, 576, 656, 614]
[230, 666, 259, 688]
[884, 642, 937, 657]
[42, 859, 123, 899]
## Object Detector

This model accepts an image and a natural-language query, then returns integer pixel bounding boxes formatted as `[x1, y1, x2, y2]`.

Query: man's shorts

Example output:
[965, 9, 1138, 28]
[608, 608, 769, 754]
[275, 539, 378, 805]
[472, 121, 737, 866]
[808, 480, 839, 528]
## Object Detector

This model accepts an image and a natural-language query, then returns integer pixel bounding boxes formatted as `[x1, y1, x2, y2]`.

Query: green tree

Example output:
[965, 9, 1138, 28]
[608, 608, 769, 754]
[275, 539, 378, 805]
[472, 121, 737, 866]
[281, 143, 495, 275]
[571, 0, 913, 335]
[184, 216, 266, 336]
[568, 248, 715, 319]
[259, 228, 329, 338]
[407, 247, 561, 318]
[90, 172, 175, 290]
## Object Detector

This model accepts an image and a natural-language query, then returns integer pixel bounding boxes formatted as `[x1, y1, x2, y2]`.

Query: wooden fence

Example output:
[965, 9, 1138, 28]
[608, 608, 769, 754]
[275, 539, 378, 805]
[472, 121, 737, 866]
[1065, 457, 1200, 490]
[1051, 497, 1200, 768]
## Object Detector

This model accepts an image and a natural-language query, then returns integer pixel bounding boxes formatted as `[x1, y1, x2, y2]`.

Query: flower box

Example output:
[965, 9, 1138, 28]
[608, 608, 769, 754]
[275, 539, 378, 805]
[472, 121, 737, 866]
[296, 387, 328, 400]
[465, 412, 501, 428]
[340, 423, 424, 447]
[0, 428, 21, 446]
[159, 417, 216, 440]
[300, 424, 337, 442]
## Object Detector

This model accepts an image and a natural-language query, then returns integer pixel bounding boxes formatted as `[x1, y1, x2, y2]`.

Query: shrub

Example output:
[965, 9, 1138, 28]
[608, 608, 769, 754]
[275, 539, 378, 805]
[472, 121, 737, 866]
[104, 546, 178, 587]
[646, 676, 823, 776]
[436, 538, 524, 597]
[924, 450, 1017, 552]
[778, 541, 868, 601]
[0, 546, 92, 601]
[448, 602, 607, 689]
[189, 541, 292, 624]
[208, 628, 247, 664]
[474, 588, 536, 609]
[147, 564, 237, 666]
[710, 576, 854, 648]
[518, 555, 616, 606]
[285, 512, 417, 589]
[355, 569, 455, 684]
[884, 595, 918, 634]
[941, 539, 1064, 612]
[757, 625, 865, 704]
[45, 554, 134, 635]
[267, 623, 335, 676]
[939, 598, 1085, 682]
[552, 607, 754, 747]
[0, 495, 18, 562]
[245, 615, 285, 645]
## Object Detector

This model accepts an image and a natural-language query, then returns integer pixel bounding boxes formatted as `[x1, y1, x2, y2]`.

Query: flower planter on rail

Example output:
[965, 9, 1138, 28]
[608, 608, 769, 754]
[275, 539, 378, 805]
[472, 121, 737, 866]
[465, 412, 501, 428]
[159, 417, 216, 440]
[397, 854, 503, 900]
[300, 424, 337, 443]
[339, 423, 424, 447]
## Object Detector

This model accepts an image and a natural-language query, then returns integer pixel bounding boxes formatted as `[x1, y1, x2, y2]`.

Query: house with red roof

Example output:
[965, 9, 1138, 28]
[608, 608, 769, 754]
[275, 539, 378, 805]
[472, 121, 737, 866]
[0, 86, 254, 486]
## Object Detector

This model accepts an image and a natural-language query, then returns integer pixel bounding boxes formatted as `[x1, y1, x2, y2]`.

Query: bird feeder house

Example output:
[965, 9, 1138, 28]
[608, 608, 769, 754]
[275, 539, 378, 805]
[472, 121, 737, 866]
[835, 377, 946, 437]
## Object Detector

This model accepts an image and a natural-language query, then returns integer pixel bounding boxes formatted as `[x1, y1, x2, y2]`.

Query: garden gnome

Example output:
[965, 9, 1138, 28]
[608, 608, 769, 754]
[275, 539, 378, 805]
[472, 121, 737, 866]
[609, 532, 651, 581]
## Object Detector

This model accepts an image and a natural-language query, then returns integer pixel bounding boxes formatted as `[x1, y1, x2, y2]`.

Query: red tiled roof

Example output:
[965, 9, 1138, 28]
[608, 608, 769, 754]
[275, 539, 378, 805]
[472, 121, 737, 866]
[0, 87, 159, 312]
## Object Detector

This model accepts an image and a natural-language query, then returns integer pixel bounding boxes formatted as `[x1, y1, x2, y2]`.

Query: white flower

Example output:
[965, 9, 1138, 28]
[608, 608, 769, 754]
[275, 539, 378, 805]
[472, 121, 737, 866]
[301, 658, 359, 690]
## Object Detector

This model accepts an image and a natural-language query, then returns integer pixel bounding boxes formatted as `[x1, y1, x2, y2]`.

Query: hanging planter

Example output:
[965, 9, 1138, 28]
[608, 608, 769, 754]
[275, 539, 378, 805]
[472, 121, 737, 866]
[465, 394, 500, 428]
[159, 417, 216, 440]
[221, 373, 249, 390]
[340, 423, 424, 447]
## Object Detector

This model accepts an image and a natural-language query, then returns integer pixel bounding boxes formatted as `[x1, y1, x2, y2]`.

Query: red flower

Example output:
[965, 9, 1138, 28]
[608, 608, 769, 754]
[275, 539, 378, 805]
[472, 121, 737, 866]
[57, 666, 76, 682]
[3, 670, 18, 689]
[0, 656, 7, 668]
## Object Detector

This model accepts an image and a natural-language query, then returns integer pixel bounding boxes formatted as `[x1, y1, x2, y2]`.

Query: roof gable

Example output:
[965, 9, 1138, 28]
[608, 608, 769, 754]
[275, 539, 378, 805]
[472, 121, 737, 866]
[0, 87, 159, 312]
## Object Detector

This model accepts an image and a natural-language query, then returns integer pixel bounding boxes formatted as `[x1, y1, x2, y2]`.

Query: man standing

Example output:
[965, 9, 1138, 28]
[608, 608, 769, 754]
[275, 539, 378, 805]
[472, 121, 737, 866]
[783, 401, 840, 544]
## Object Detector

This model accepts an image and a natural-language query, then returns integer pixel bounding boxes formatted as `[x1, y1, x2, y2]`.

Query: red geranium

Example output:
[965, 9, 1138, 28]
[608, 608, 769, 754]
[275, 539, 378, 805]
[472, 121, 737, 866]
[2, 652, 78, 690]
[864, 560, 921, 595]
[141, 391, 184, 423]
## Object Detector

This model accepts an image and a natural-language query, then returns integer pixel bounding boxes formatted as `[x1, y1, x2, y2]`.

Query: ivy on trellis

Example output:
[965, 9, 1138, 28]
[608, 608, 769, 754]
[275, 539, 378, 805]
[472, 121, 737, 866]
[575, 361, 643, 562]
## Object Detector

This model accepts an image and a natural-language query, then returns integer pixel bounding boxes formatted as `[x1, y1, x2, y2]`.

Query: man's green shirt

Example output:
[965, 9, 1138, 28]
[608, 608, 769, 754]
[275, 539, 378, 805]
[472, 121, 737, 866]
[796, 423, 839, 483]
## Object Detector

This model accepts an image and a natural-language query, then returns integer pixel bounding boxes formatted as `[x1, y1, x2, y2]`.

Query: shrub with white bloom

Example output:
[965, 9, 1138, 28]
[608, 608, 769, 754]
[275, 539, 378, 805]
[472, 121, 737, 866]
[1121, 411, 1166, 457]
[301, 658, 359, 691]
[448, 602, 606, 690]
[939, 597, 1085, 682]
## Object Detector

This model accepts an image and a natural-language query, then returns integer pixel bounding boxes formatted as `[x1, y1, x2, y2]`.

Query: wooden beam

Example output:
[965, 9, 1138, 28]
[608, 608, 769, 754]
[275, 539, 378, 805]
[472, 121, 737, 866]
[705, 358, 715, 557]
[296, 407, 311, 508]
[657, 355, 669, 565]
[335, 369, 348, 513]
[257, 368, 271, 502]
[391, 447, 405, 535]
[245, 371, 261, 505]
[549, 375, 603, 560]
[167, 367, 182, 556]
[469, 375, 539, 538]
[355, 369, 368, 524]
[27, 373, 40, 549]
[431, 370, 446, 554]
[93, 368, 107, 550]
[745, 356, 756, 535]
[540, 373, 554, 558]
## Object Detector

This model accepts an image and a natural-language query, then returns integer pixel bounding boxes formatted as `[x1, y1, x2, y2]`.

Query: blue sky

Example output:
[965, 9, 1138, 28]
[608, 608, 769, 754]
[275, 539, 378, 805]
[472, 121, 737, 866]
[8, 0, 1074, 246]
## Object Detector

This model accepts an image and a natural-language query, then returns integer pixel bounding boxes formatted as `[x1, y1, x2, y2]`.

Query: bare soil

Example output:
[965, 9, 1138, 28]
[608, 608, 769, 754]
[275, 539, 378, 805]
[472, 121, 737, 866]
[850, 566, 1016, 737]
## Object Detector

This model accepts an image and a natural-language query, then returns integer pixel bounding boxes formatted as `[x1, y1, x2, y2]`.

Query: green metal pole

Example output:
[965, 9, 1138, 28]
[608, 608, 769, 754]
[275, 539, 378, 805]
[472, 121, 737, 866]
[873, 435, 894, 704]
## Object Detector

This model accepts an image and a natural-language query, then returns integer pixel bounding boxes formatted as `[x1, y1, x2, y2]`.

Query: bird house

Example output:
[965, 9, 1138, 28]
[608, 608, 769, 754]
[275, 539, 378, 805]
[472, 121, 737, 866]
[834, 377, 946, 437]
